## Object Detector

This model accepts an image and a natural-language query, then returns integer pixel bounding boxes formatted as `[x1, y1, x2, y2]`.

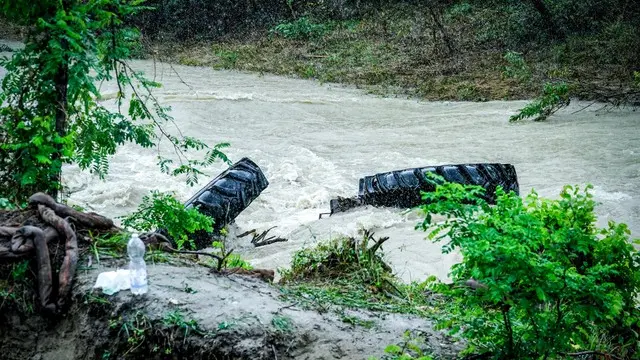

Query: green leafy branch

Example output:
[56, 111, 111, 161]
[121, 190, 213, 250]
[416, 175, 640, 359]
[510, 82, 570, 122]
[0, 0, 230, 204]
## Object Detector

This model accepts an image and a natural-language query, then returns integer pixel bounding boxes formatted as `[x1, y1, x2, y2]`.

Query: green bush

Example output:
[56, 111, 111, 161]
[211, 240, 252, 270]
[444, 2, 473, 21]
[279, 229, 403, 296]
[510, 82, 570, 122]
[502, 50, 531, 83]
[270, 17, 331, 40]
[417, 176, 640, 359]
[121, 191, 213, 250]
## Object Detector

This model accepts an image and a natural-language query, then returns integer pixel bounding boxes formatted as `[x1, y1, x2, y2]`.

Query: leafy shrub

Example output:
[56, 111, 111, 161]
[510, 82, 570, 122]
[444, 2, 473, 21]
[279, 229, 395, 293]
[417, 176, 640, 359]
[121, 191, 213, 250]
[502, 50, 531, 82]
[211, 240, 252, 270]
[214, 49, 239, 68]
[369, 330, 434, 360]
[270, 17, 330, 40]
[0, 197, 15, 210]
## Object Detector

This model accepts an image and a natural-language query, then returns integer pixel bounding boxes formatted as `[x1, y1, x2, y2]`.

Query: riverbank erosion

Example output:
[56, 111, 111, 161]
[0, 262, 462, 360]
[0, 199, 461, 360]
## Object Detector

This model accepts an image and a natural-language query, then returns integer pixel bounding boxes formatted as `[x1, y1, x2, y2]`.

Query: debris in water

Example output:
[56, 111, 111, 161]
[323, 163, 519, 216]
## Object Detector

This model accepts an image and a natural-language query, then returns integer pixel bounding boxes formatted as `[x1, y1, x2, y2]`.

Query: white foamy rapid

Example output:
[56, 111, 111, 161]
[2, 43, 639, 282]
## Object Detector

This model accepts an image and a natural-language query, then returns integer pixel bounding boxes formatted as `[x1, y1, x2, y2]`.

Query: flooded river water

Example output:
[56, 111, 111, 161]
[3, 43, 639, 282]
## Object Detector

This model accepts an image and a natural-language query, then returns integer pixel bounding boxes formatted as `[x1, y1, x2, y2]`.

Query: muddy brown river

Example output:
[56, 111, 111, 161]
[2, 42, 639, 282]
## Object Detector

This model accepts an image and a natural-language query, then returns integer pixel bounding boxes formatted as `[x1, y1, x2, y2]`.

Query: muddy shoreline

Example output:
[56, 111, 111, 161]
[1, 262, 462, 360]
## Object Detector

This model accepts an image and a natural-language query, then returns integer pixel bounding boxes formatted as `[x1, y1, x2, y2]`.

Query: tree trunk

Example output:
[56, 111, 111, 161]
[51, 50, 69, 199]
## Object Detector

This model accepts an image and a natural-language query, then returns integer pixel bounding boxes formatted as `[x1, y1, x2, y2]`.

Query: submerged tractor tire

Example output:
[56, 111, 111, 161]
[180, 157, 269, 249]
[357, 163, 519, 209]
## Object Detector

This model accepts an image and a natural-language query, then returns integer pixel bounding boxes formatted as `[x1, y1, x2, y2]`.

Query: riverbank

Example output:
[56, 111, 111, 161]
[147, 2, 639, 103]
[0, 260, 462, 360]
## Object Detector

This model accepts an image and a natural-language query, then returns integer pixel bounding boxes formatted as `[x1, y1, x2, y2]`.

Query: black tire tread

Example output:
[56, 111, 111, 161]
[358, 163, 519, 209]
[180, 158, 269, 249]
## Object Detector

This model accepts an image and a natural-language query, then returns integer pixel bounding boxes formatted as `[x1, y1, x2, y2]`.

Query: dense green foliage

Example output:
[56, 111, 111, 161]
[270, 17, 331, 40]
[0, 0, 228, 205]
[121, 191, 213, 250]
[166, 0, 639, 105]
[417, 176, 640, 359]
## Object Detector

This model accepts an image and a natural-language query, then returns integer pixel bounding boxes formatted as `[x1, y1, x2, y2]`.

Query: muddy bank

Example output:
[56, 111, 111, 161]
[0, 263, 462, 360]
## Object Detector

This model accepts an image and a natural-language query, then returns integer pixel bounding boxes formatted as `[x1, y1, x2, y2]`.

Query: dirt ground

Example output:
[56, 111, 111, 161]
[0, 262, 463, 360]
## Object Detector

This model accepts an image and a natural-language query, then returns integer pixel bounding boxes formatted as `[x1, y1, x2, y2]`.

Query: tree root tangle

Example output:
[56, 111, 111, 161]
[1, 193, 278, 315]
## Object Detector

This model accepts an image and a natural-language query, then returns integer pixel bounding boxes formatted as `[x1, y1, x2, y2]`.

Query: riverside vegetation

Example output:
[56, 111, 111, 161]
[1, 0, 640, 358]
[280, 176, 640, 359]
[135, 0, 639, 120]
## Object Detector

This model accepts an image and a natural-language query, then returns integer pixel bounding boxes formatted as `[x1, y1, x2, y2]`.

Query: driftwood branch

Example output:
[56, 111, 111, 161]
[240, 227, 288, 247]
[140, 232, 224, 261]
[38, 204, 77, 309]
[254, 236, 288, 247]
[367, 234, 390, 255]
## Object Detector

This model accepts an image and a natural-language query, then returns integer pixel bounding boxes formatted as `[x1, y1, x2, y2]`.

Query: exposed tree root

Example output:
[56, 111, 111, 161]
[20, 226, 56, 314]
[1, 193, 102, 313]
[1, 193, 281, 314]
[0, 226, 19, 238]
[38, 204, 78, 310]
[28, 192, 115, 230]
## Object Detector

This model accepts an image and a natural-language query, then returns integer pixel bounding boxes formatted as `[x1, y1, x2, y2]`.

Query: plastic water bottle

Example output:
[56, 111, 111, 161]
[127, 233, 148, 295]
